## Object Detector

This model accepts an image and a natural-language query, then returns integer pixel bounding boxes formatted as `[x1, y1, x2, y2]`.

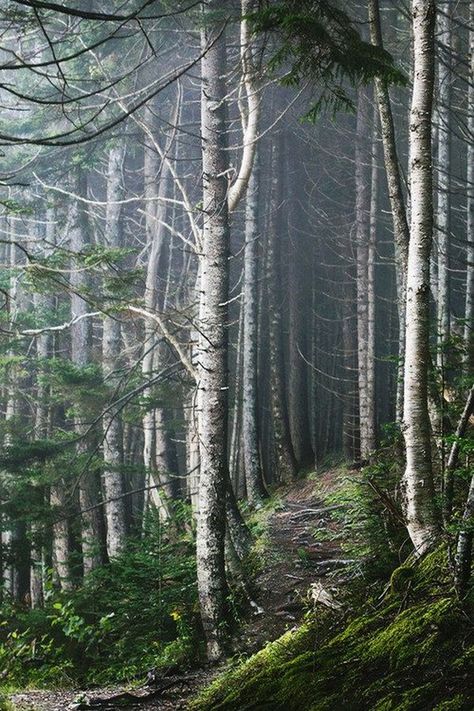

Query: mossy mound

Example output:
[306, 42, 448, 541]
[191, 549, 473, 710]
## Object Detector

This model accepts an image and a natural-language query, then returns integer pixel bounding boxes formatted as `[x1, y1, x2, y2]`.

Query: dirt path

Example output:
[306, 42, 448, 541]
[235, 473, 347, 653]
[9, 473, 346, 710]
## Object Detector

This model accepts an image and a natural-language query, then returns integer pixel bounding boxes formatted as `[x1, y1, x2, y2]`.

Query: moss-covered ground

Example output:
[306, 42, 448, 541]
[191, 547, 473, 710]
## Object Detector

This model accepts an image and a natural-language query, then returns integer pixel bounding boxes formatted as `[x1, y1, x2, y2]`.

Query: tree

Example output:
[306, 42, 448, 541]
[368, 0, 410, 424]
[196, 0, 232, 662]
[102, 140, 127, 558]
[402, 0, 439, 555]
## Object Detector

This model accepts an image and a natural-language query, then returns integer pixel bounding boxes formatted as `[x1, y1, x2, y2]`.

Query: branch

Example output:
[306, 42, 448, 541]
[11, 0, 200, 22]
[19, 311, 100, 337]
[444, 386, 474, 523]
[128, 305, 196, 381]
[228, 0, 261, 213]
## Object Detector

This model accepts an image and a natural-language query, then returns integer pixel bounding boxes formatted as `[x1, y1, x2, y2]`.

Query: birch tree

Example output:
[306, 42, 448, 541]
[242, 153, 266, 504]
[368, 0, 410, 424]
[102, 140, 127, 557]
[355, 86, 375, 459]
[402, 0, 439, 555]
[196, 0, 231, 661]
[436, 2, 452, 370]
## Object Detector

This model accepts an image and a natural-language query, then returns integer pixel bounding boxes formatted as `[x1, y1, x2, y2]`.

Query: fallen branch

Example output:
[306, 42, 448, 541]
[70, 677, 193, 709]
[279, 505, 343, 518]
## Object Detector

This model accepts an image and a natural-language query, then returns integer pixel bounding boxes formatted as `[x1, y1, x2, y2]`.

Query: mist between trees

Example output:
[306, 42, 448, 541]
[0, 0, 472, 702]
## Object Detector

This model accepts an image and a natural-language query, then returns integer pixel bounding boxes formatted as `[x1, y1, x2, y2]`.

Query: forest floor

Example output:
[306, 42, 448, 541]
[8, 469, 349, 711]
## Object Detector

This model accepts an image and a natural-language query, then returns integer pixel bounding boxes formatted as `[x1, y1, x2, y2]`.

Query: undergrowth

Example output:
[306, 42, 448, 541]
[0, 508, 200, 689]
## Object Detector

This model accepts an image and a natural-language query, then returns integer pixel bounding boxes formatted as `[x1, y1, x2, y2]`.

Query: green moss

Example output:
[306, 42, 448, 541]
[389, 565, 415, 594]
[0, 694, 14, 711]
[433, 696, 468, 710]
[191, 547, 473, 711]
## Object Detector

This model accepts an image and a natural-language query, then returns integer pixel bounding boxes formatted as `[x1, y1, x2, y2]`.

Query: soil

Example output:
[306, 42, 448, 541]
[9, 471, 347, 711]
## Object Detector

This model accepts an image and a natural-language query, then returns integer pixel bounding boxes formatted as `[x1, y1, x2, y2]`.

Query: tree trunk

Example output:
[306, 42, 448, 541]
[196, 0, 231, 661]
[368, 0, 410, 425]
[454, 462, 474, 595]
[266, 138, 297, 482]
[141, 109, 176, 522]
[444, 387, 474, 523]
[355, 86, 374, 459]
[30, 208, 56, 606]
[402, 0, 439, 555]
[102, 141, 127, 557]
[465, 3, 474, 374]
[288, 150, 313, 468]
[436, 2, 452, 370]
[367, 107, 378, 451]
[242, 151, 266, 503]
[70, 168, 103, 575]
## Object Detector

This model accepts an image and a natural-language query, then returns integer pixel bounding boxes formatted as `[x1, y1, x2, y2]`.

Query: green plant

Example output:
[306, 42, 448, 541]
[0, 510, 200, 688]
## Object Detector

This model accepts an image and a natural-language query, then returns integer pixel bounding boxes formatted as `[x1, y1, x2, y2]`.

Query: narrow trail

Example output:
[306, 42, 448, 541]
[237, 471, 347, 653]
[9, 471, 348, 711]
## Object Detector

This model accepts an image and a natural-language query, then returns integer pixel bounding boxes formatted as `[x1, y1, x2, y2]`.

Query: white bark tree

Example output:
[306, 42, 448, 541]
[355, 86, 375, 459]
[368, 0, 410, 424]
[196, 0, 231, 661]
[102, 140, 127, 558]
[402, 0, 439, 555]
[436, 2, 452, 369]
[242, 152, 266, 504]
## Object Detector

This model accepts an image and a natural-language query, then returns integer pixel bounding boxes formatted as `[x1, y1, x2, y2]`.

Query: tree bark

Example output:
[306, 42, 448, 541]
[444, 387, 474, 523]
[368, 0, 410, 425]
[402, 0, 439, 555]
[266, 138, 297, 482]
[455, 463, 474, 595]
[436, 2, 452, 369]
[288, 150, 313, 468]
[355, 86, 375, 458]
[70, 168, 103, 575]
[141, 108, 175, 522]
[464, 3, 474, 374]
[102, 140, 127, 557]
[242, 151, 266, 503]
[367, 106, 378, 452]
[196, 0, 231, 661]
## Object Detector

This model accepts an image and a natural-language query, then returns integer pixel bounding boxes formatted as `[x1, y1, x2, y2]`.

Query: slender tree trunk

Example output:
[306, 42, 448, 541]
[242, 151, 266, 503]
[70, 169, 103, 575]
[102, 141, 127, 557]
[3, 230, 26, 602]
[196, 0, 230, 661]
[402, 0, 439, 555]
[141, 110, 175, 522]
[51, 485, 73, 591]
[443, 386, 474, 523]
[266, 139, 297, 482]
[31, 305, 52, 606]
[229, 298, 244, 495]
[342, 278, 359, 462]
[454, 388, 474, 595]
[288, 152, 313, 468]
[436, 2, 452, 370]
[30, 208, 57, 606]
[355, 86, 373, 459]
[368, 0, 410, 425]
[367, 109, 378, 451]
[465, 3, 474, 374]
